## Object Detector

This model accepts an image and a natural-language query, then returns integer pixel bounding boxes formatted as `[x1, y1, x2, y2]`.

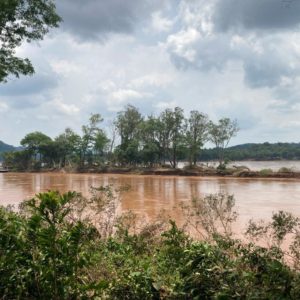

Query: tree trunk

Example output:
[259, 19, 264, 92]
[172, 146, 176, 169]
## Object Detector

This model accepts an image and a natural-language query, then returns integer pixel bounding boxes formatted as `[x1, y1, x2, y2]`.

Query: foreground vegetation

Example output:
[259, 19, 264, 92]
[1, 187, 300, 299]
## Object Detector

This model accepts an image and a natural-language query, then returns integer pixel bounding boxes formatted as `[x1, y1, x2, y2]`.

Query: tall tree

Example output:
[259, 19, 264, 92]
[54, 128, 81, 168]
[80, 114, 104, 167]
[93, 130, 110, 162]
[114, 105, 143, 165]
[20, 131, 52, 163]
[208, 118, 239, 166]
[160, 107, 184, 168]
[115, 104, 143, 145]
[139, 116, 161, 167]
[185, 111, 209, 167]
[0, 0, 61, 82]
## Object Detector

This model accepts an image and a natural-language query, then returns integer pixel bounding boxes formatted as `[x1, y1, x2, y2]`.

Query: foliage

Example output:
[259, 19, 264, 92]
[20, 131, 53, 164]
[3, 105, 239, 170]
[279, 167, 294, 173]
[184, 111, 209, 167]
[0, 0, 61, 82]
[114, 105, 143, 166]
[181, 193, 238, 239]
[139, 116, 161, 167]
[1, 189, 300, 299]
[0, 191, 101, 299]
[53, 128, 81, 168]
[2, 149, 32, 170]
[201, 142, 300, 161]
[259, 168, 274, 176]
[0, 140, 17, 161]
[245, 211, 300, 269]
[158, 107, 185, 168]
[79, 113, 108, 168]
[6, 112, 300, 170]
[209, 118, 239, 166]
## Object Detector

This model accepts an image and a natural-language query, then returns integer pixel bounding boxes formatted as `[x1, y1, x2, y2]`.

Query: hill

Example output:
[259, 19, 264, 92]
[0, 140, 18, 161]
[201, 142, 300, 161]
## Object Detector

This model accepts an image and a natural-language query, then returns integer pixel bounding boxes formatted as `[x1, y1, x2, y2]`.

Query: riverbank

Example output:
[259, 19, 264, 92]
[75, 165, 300, 179]
[6, 165, 300, 179]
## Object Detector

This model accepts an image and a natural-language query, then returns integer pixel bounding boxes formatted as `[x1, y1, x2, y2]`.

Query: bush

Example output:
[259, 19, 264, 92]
[259, 168, 274, 176]
[179, 239, 295, 299]
[278, 167, 294, 173]
[1, 190, 300, 299]
[0, 191, 102, 299]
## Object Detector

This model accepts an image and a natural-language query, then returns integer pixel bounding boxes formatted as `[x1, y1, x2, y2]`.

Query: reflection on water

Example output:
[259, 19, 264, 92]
[1, 172, 300, 230]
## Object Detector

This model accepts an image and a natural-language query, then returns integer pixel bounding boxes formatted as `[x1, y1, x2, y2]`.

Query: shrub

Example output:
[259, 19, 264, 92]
[1, 190, 300, 299]
[278, 167, 294, 173]
[259, 168, 274, 176]
[0, 191, 102, 299]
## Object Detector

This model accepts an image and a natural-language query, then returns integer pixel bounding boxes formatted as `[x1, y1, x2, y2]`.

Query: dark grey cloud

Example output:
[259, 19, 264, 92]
[57, 0, 165, 41]
[243, 53, 296, 88]
[167, 33, 232, 72]
[0, 71, 58, 96]
[5, 96, 51, 110]
[166, 0, 300, 90]
[214, 0, 300, 32]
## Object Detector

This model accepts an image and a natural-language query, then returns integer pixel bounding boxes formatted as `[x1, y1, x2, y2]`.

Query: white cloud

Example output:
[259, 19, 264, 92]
[52, 99, 80, 116]
[155, 100, 177, 110]
[166, 28, 200, 62]
[2, 0, 300, 146]
[50, 60, 80, 75]
[129, 73, 173, 88]
[111, 89, 144, 102]
[152, 11, 173, 32]
[0, 102, 9, 113]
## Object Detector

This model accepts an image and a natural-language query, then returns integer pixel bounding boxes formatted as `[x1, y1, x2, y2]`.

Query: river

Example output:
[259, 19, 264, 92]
[1, 172, 300, 232]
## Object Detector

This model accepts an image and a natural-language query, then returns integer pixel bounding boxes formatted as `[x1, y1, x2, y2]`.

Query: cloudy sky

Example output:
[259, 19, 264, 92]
[1, 0, 300, 146]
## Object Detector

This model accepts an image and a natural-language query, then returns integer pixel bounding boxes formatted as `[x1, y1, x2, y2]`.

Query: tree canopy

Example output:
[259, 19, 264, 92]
[0, 0, 61, 82]
[3, 105, 240, 170]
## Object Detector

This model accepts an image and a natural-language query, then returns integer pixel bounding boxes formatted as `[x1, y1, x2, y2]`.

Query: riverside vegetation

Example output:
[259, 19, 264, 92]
[1, 186, 300, 299]
[2, 105, 238, 172]
[4, 105, 300, 178]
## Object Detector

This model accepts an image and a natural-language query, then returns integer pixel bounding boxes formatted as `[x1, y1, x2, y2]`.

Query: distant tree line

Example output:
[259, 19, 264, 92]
[3, 104, 238, 171]
[201, 142, 300, 161]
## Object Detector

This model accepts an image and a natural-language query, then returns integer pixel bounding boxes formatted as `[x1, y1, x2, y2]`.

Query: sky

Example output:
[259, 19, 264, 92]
[1, 0, 300, 146]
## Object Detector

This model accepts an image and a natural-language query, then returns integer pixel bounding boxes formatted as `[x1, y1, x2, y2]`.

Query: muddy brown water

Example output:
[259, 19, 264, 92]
[1, 172, 300, 233]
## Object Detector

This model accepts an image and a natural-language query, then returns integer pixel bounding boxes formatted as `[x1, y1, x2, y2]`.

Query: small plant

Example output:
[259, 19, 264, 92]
[181, 193, 238, 239]
[245, 211, 300, 269]
[278, 167, 294, 173]
[259, 168, 274, 176]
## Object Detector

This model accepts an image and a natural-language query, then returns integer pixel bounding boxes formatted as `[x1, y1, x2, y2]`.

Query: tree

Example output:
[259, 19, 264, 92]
[114, 105, 143, 165]
[93, 130, 110, 163]
[2, 149, 32, 170]
[20, 131, 52, 163]
[208, 118, 239, 166]
[115, 104, 143, 145]
[0, 0, 61, 82]
[80, 114, 104, 167]
[159, 107, 185, 168]
[54, 128, 81, 168]
[139, 116, 161, 167]
[185, 111, 209, 167]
